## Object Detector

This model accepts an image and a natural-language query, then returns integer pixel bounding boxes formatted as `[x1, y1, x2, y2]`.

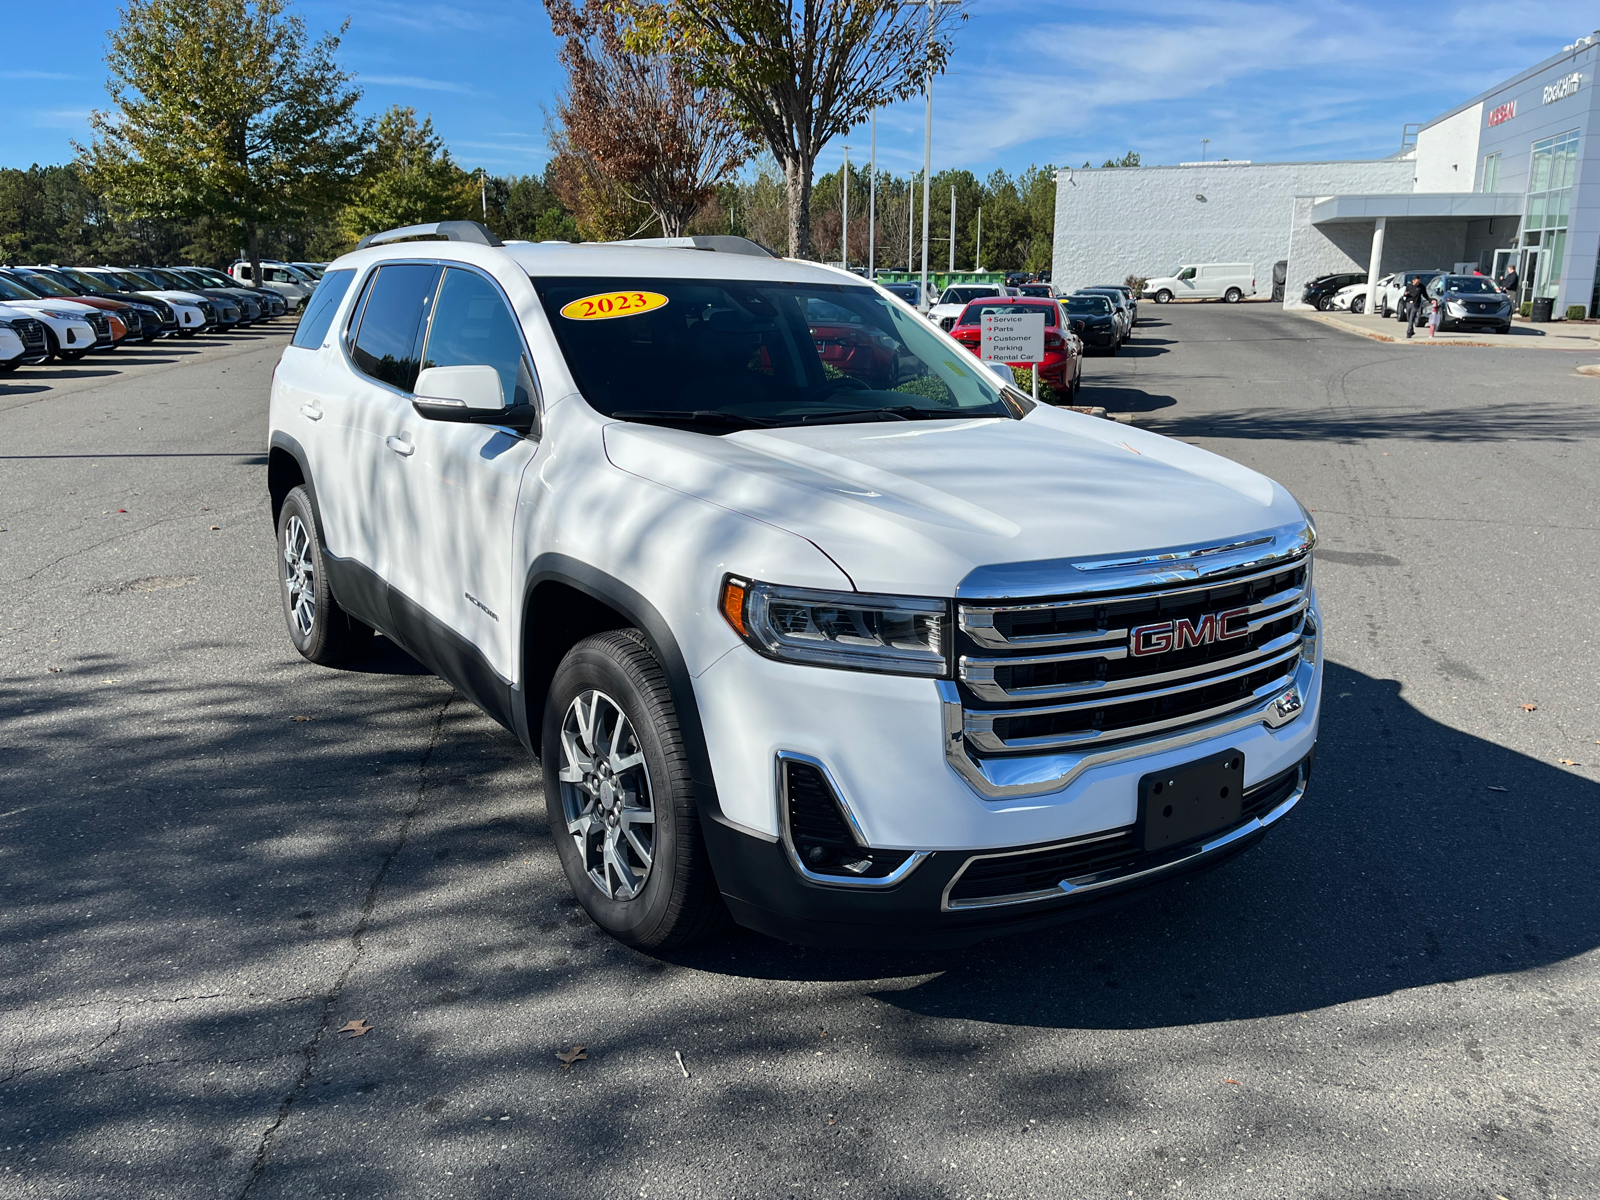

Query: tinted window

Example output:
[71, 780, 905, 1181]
[420, 268, 536, 411]
[350, 264, 442, 391]
[291, 268, 356, 350]
[1441, 276, 1497, 293]
[0, 276, 42, 301]
[1065, 297, 1112, 315]
[941, 287, 998, 305]
[534, 276, 1013, 426]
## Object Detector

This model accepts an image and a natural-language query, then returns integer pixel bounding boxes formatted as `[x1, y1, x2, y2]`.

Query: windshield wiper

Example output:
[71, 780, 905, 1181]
[609, 409, 780, 430]
[798, 405, 996, 425]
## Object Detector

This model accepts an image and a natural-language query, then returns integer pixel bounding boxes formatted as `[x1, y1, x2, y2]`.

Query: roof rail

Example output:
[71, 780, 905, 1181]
[356, 220, 504, 251]
[599, 235, 776, 259]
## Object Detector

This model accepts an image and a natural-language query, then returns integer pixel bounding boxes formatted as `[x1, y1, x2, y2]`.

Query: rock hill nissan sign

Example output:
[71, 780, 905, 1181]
[1544, 72, 1582, 104]
[1487, 100, 1517, 126]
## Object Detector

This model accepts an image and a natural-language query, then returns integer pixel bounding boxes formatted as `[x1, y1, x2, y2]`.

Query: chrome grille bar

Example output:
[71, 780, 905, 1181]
[961, 562, 1308, 650]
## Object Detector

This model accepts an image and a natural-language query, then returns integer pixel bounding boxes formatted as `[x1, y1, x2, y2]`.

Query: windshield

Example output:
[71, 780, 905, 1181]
[534, 276, 1016, 430]
[189, 269, 235, 287]
[1442, 276, 1498, 293]
[0, 276, 44, 301]
[940, 286, 998, 305]
[1019, 285, 1053, 297]
[957, 302, 1056, 327]
[1064, 296, 1112, 315]
[883, 283, 921, 303]
[1077, 289, 1122, 307]
[8, 270, 76, 298]
[55, 268, 112, 294]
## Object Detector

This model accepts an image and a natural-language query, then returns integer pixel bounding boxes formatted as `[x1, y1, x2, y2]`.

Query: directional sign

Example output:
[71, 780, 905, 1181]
[980, 310, 1045, 364]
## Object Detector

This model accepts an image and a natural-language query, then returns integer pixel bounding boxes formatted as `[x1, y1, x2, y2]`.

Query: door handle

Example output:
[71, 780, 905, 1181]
[299, 403, 323, 421]
[385, 434, 415, 457]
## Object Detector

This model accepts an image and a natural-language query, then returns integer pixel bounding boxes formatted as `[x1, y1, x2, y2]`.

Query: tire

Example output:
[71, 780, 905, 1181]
[1379, 300, 1390, 318]
[543, 629, 724, 949]
[1350, 296, 1365, 314]
[1316, 297, 1332, 311]
[1154, 290, 1172, 304]
[276, 485, 372, 665]
[1496, 324, 1512, 335]
[1224, 288, 1242, 304]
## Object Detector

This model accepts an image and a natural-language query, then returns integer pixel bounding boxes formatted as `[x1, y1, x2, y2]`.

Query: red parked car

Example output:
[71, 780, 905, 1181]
[948, 296, 1082, 396]
[804, 296, 912, 389]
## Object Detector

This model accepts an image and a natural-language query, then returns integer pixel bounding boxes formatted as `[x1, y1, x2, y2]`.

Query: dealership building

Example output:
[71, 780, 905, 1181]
[1051, 34, 1600, 315]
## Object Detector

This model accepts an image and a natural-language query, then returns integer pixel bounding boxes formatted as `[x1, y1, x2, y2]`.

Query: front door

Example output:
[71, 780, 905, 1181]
[1519, 248, 1542, 306]
[382, 265, 542, 691]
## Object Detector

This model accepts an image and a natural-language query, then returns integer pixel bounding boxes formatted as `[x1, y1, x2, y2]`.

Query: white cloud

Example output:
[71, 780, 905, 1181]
[363, 74, 473, 93]
[1, 70, 76, 81]
[30, 110, 93, 129]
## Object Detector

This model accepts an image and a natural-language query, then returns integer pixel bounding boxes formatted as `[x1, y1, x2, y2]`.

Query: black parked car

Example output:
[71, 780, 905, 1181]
[1063, 294, 1121, 354]
[1302, 272, 1366, 310]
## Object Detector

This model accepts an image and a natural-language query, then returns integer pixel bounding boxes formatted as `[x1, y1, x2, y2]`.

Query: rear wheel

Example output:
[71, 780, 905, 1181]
[1350, 296, 1365, 314]
[1154, 289, 1172, 304]
[1224, 288, 1243, 304]
[543, 630, 724, 949]
[276, 486, 372, 665]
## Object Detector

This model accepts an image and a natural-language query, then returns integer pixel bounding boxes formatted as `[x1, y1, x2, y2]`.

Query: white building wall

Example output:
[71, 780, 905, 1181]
[1412, 102, 1484, 192]
[1052, 159, 1415, 296]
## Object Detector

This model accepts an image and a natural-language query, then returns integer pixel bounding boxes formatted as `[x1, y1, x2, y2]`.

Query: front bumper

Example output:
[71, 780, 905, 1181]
[694, 602, 1323, 944]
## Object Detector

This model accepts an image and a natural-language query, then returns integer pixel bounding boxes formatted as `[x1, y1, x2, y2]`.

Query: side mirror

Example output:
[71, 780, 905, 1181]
[411, 364, 537, 435]
[985, 361, 1015, 384]
[415, 364, 503, 411]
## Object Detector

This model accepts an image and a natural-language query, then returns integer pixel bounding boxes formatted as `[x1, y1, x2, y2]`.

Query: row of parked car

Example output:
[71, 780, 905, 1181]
[0, 259, 325, 371]
[865, 278, 1141, 396]
[1303, 268, 1516, 334]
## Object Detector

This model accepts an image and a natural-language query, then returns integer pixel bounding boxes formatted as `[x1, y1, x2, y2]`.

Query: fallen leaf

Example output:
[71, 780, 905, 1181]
[1559, 759, 1580, 767]
[1486, 786, 1508, 793]
[1225, 1078, 1240, 1085]
[47, 667, 62, 673]
[556, 1045, 587, 1070]
[674, 1049, 690, 1078]
[117, 508, 127, 514]
[827, 1116, 838, 1126]
[819, 1029, 829, 1038]
[210, 525, 220, 531]
[1519, 703, 1538, 712]
[338, 1019, 372, 1038]
[290, 715, 313, 722]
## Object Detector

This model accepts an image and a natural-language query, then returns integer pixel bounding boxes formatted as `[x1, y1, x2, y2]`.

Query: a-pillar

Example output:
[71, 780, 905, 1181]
[1364, 216, 1387, 314]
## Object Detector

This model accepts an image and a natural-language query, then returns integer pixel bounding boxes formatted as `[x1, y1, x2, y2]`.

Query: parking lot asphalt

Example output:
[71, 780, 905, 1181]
[3, 308, 1598, 1200]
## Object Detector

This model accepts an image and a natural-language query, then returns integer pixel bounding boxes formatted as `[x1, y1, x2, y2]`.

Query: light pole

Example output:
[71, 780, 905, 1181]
[479, 167, 487, 220]
[841, 144, 850, 270]
[1201, 137, 1210, 163]
[907, 172, 915, 276]
[919, 0, 961, 312]
[948, 184, 956, 275]
[868, 113, 877, 279]
[975, 205, 982, 271]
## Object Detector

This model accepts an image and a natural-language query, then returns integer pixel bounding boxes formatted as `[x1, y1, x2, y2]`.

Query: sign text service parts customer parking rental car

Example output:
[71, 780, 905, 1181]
[980, 310, 1045, 365]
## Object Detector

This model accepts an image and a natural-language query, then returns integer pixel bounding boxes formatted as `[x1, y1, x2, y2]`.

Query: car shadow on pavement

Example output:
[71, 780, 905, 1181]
[669, 660, 1600, 1030]
[1143, 400, 1600, 443]
[329, 634, 433, 676]
[1078, 385, 1176, 415]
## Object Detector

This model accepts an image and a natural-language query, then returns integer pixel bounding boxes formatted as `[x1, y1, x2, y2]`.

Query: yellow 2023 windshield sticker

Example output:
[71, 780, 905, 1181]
[559, 290, 668, 320]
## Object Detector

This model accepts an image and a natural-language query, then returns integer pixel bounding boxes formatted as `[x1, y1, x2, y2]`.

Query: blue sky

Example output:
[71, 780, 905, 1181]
[5, 1, 1599, 183]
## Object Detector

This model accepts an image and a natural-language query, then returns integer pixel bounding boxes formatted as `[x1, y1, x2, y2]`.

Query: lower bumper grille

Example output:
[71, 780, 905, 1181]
[943, 757, 1307, 910]
[781, 758, 914, 883]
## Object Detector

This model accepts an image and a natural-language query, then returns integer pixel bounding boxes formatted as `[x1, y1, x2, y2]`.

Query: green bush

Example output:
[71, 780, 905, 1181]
[1520, 302, 1532, 318]
[1566, 305, 1588, 321]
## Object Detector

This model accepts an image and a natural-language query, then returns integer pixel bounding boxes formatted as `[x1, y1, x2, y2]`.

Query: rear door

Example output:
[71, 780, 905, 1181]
[381, 265, 542, 692]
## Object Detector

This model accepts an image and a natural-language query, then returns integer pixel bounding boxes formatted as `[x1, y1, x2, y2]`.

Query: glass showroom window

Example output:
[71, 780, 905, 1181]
[1523, 130, 1579, 300]
[1481, 151, 1501, 193]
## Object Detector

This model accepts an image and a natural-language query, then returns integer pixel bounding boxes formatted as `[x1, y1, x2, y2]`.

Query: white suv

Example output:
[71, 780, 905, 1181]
[268, 221, 1322, 949]
[229, 259, 315, 311]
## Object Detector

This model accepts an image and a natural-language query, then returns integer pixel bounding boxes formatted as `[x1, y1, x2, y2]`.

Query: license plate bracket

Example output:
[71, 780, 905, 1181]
[1138, 750, 1245, 851]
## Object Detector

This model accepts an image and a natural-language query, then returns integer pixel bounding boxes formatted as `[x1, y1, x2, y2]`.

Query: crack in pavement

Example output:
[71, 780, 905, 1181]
[237, 691, 454, 1198]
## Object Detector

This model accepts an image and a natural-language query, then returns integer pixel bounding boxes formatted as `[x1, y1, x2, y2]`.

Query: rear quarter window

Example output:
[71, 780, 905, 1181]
[290, 269, 356, 350]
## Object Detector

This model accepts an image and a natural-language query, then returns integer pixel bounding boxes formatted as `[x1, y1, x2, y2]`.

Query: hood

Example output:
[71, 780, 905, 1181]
[603, 407, 1303, 596]
[136, 289, 205, 305]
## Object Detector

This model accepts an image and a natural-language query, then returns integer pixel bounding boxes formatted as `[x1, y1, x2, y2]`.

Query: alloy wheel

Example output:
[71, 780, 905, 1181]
[557, 690, 656, 900]
[282, 515, 316, 637]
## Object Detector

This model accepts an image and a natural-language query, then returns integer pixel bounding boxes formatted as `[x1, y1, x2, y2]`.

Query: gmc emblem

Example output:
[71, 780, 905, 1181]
[1129, 608, 1249, 657]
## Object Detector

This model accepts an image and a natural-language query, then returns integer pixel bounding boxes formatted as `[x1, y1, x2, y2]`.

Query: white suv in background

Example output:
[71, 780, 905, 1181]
[229, 260, 316, 311]
[268, 221, 1322, 949]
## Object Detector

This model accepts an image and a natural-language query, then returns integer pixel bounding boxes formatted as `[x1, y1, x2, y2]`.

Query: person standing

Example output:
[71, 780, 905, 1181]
[1501, 263, 1521, 299]
[1429, 287, 1444, 337]
[1403, 275, 1427, 339]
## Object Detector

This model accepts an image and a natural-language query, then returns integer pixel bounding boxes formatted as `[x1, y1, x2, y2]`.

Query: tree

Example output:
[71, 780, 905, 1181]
[1101, 151, 1141, 168]
[342, 106, 478, 240]
[81, 0, 370, 289]
[548, 0, 749, 239]
[614, 0, 962, 258]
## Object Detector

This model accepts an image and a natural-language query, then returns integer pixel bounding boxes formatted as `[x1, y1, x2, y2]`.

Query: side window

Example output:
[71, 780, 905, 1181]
[350, 264, 442, 391]
[290, 268, 356, 350]
[420, 268, 537, 412]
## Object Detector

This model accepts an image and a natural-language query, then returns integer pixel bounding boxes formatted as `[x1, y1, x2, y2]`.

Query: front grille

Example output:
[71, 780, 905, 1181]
[84, 312, 112, 344]
[945, 760, 1304, 908]
[9, 317, 48, 352]
[956, 553, 1310, 757]
[782, 760, 911, 880]
[118, 309, 142, 335]
[939, 316, 957, 330]
[199, 300, 217, 320]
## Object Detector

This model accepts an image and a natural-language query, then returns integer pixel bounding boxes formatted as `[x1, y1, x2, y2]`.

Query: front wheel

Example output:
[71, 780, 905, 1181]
[1224, 288, 1242, 304]
[276, 486, 372, 665]
[1153, 290, 1172, 304]
[1350, 296, 1365, 314]
[544, 630, 723, 949]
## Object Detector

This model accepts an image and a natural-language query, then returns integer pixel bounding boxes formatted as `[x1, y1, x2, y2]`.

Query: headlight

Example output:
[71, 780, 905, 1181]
[43, 309, 83, 320]
[720, 576, 949, 677]
[1447, 301, 1467, 314]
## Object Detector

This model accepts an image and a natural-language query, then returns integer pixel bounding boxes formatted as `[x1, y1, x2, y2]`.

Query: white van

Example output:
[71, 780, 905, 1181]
[1142, 264, 1255, 304]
